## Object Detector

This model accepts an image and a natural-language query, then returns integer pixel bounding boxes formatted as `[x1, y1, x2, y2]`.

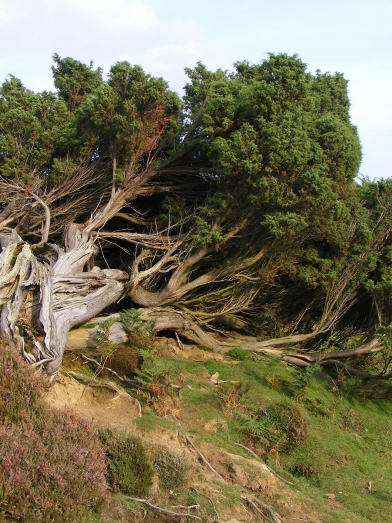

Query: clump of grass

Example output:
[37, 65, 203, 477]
[0, 342, 107, 523]
[99, 427, 154, 496]
[154, 450, 191, 490]
[227, 347, 255, 361]
[133, 413, 177, 432]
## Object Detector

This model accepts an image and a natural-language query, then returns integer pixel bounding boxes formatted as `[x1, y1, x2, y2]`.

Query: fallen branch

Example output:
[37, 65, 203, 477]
[240, 502, 253, 518]
[64, 371, 142, 416]
[234, 442, 294, 486]
[184, 435, 226, 483]
[125, 497, 202, 521]
[189, 488, 220, 522]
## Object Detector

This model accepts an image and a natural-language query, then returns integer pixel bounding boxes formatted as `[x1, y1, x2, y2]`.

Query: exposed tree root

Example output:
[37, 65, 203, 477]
[234, 442, 295, 486]
[184, 435, 226, 483]
[140, 308, 222, 351]
[124, 497, 202, 521]
[241, 495, 284, 523]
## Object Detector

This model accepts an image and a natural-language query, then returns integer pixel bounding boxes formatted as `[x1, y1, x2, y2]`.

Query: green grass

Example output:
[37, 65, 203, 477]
[178, 355, 392, 522]
[60, 346, 392, 522]
[133, 413, 177, 432]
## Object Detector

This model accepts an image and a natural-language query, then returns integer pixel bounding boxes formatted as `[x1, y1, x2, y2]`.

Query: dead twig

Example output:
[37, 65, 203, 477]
[175, 331, 184, 349]
[125, 497, 202, 521]
[234, 442, 294, 486]
[171, 504, 200, 510]
[189, 488, 219, 523]
[240, 502, 253, 518]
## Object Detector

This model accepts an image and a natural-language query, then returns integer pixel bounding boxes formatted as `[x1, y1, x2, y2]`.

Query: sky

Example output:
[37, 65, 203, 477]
[0, 0, 391, 180]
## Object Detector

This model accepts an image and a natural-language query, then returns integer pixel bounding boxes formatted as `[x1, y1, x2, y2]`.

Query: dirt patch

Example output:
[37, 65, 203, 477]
[45, 374, 140, 431]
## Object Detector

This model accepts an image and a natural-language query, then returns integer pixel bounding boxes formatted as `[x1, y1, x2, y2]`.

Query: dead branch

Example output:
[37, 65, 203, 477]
[253, 496, 285, 523]
[171, 505, 200, 511]
[240, 502, 253, 518]
[124, 497, 202, 521]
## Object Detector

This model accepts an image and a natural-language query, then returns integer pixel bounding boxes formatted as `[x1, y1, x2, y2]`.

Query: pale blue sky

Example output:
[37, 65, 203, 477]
[0, 0, 391, 180]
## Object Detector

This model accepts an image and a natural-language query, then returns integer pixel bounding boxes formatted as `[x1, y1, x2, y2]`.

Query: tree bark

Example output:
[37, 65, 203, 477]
[0, 225, 126, 378]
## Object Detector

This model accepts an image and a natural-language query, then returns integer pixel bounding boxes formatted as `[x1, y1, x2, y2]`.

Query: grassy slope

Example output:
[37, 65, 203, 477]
[63, 344, 392, 522]
[136, 351, 392, 522]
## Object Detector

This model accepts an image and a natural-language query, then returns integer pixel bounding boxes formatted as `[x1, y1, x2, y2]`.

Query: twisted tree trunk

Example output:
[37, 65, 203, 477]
[0, 225, 127, 378]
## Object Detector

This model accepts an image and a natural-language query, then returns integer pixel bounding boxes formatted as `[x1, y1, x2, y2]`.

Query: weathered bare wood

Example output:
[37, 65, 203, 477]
[124, 497, 202, 521]
[0, 225, 127, 378]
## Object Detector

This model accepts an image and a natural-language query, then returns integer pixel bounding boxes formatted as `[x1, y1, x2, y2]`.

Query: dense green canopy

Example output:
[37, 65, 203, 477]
[1, 53, 392, 385]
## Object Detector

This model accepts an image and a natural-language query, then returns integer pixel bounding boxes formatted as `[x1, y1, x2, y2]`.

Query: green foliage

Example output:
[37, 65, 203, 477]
[290, 364, 322, 403]
[153, 450, 191, 490]
[239, 398, 307, 453]
[98, 428, 154, 496]
[52, 53, 103, 111]
[0, 75, 71, 183]
[0, 343, 107, 523]
[227, 347, 255, 361]
[135, 350, 175, 386]
[120, 309, 154, 350]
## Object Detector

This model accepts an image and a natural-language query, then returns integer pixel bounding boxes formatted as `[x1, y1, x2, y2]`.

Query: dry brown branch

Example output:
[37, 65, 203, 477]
[253, 496, 285, 523]
[171, 505, 200, 511]
[240, 502, 253, 518]
[124, 497, 202, 521]
[0, 183, 51, 242]
[233, 442, 295, 486]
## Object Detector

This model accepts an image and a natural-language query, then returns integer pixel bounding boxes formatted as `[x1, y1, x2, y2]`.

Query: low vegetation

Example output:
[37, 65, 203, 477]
[0, 342, 107, 523]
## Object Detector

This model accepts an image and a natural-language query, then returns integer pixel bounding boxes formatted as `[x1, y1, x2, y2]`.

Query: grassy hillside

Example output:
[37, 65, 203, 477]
[60, 340, 392, 522]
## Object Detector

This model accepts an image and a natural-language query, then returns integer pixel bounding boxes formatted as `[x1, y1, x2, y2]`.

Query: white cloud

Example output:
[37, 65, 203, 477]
[62, 0, 159, 32]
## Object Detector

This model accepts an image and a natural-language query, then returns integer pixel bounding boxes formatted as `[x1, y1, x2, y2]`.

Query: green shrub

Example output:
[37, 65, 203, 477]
[154, 450, 191, 490]
[99, 428, 154, 496]
[120, 309, 154, 350]
[239, 398, 307, 453]
[0, 343, 107, 523]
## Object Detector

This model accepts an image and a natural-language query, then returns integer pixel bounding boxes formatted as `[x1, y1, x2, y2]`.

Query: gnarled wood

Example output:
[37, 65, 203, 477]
[0, 225, 127, 378]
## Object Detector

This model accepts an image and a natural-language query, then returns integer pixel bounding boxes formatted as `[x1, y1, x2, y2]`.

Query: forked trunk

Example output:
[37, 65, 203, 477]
[0, 225, 126, 378]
